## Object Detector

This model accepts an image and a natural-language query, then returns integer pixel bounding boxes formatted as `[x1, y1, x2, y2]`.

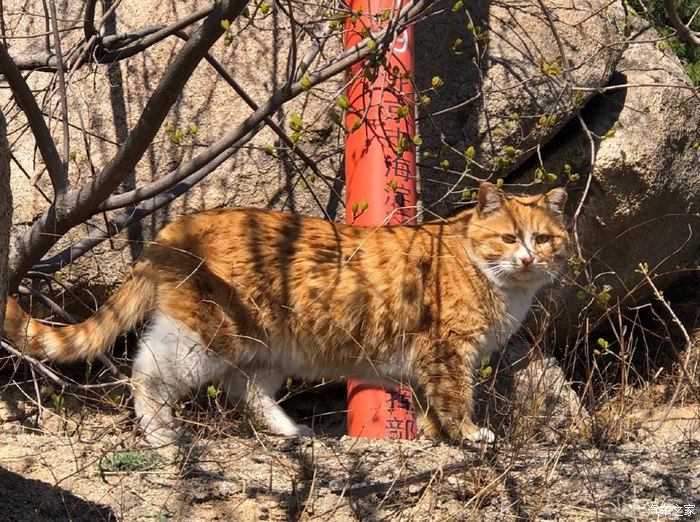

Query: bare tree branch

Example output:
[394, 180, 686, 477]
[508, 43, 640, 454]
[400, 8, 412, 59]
[99, 33, 343, 212]
[98, 5, 214, 63]
[83, 0, 99, 40]
[8, 0, 250, 289]
[9, 5, 212, 71]
[664, 0, 700, 46]
[29, 0, 436, 273]
[0, 42, 67, 193]
[36, 125, 262, 273]
[48, 0, 70, 170]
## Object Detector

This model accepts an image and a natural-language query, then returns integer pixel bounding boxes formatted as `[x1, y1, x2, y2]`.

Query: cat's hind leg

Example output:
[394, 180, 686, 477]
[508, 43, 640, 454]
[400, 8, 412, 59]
[132, 314, 229, 445]
[221, 369, 312, 437]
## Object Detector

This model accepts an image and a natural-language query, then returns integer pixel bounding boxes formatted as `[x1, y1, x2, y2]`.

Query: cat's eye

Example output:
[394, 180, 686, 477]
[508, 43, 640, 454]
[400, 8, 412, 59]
[535, 234, 551, 244]
[501, 235, 517, 244]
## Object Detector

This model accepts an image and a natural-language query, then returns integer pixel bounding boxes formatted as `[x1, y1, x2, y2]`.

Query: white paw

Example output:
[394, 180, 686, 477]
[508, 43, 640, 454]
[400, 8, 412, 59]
[144, 426, 181, 446]
[293, 424, 314, 438]
[272, 422, 314, 438]
[468, 427, 495, 444]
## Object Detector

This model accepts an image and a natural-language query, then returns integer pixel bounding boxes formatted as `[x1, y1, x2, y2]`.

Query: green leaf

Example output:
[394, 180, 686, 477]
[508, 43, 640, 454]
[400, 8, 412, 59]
[464, 146, 475, 160]
[289, 113, 304, 132]
[188, 123, 198, 135]
[365, 38, 376, 52]
[604, 129, 616, 138]
[395, 105, 410, 119]
[388, 179, 398, 191]
[264, 144, 275, 156]
[412, 135, 423, 146]
[220, 19, 230, 31]
[431, 76, 443, 88]
[260, 2, 270, 15]
[452, 0, 463, 10]
[360, 199, 369, 211]
[207, 385, 217, 397]
[337, 95, 350, 110]
[496, 178, 504, 188]
[300, 76, 312, 92]
[171, 129, 185, 144]
[439, 159, 450, 169]
[351, 202, 359, 214]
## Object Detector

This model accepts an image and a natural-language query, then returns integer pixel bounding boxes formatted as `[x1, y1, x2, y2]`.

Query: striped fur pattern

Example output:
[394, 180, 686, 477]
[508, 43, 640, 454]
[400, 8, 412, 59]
[3, 182, 569, 444]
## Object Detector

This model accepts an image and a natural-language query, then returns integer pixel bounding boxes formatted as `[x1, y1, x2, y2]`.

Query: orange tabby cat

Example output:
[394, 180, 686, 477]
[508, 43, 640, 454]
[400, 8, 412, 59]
[3, 182, 568, 444]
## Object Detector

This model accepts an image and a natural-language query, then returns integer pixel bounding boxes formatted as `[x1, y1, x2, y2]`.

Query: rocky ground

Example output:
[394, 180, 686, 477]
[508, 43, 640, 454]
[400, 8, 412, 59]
[0, 382, 698, 522]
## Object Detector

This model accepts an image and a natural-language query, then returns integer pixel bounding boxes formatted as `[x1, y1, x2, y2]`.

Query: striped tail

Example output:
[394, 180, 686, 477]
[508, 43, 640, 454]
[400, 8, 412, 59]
[2, 261, 155, 363]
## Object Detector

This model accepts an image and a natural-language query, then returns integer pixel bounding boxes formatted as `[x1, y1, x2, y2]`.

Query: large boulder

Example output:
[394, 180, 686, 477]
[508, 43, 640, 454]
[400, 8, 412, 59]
[516, 14, 700, 333]
[415, 0, 623, 212]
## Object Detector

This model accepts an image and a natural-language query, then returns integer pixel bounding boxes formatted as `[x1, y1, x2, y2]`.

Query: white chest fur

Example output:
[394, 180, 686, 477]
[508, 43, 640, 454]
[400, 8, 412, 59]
[482, 287, 536, 355]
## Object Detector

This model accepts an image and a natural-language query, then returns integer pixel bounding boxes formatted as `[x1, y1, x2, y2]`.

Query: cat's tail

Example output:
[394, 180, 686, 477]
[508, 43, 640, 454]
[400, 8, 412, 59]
[3, 260, 156, 363]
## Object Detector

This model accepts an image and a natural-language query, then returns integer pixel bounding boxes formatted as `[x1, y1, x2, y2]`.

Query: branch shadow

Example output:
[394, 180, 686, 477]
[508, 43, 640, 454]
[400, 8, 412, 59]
[0, 466, 115, 521]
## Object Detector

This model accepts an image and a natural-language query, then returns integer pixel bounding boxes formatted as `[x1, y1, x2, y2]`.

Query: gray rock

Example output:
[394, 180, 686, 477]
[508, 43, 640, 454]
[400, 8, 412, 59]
[477, 339, 590, 442]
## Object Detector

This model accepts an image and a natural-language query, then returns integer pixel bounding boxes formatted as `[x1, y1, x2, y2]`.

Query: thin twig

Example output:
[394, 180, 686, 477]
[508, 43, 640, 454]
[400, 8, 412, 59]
[638, 264, 700, 429]
[48, 0, 71, 172]
[2, 340, 129, 390]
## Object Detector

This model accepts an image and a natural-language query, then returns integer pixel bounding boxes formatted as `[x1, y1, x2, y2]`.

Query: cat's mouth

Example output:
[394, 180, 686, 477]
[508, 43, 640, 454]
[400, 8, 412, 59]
[511, 265, 546, 281]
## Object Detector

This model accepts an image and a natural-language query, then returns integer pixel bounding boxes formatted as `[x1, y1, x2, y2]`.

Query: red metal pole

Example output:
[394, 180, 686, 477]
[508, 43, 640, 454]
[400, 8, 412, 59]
[344, 0, 417, 439]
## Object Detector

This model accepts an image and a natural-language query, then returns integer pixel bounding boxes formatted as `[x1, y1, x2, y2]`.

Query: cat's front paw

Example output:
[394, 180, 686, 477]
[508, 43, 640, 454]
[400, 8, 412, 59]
[292, 424, 314, 438]
[268, 420, 314, 438]
[465, 426, 495, 444]
[144, 426, 181, 446]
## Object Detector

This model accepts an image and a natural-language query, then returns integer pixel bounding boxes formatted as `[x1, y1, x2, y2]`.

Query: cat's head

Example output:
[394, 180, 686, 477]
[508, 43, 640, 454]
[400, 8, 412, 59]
[466, 182, 570, 290]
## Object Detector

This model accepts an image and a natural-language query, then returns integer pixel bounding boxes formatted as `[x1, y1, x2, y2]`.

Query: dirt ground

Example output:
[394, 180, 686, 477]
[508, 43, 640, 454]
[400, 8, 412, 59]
[0, 382, 698, 522]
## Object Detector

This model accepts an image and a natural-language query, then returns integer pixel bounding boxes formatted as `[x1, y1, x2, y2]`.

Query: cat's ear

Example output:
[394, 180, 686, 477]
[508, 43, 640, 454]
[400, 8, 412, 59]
[478, 182, 503, 215]
[542, 187, 567, 214]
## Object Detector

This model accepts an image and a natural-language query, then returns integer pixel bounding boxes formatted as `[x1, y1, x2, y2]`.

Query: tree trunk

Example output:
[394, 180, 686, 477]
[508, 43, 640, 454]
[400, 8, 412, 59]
[0, 109, 12, 326]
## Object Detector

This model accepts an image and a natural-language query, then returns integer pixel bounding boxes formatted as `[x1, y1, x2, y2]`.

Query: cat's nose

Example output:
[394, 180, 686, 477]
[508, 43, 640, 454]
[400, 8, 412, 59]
[519, 254, 534, 267]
